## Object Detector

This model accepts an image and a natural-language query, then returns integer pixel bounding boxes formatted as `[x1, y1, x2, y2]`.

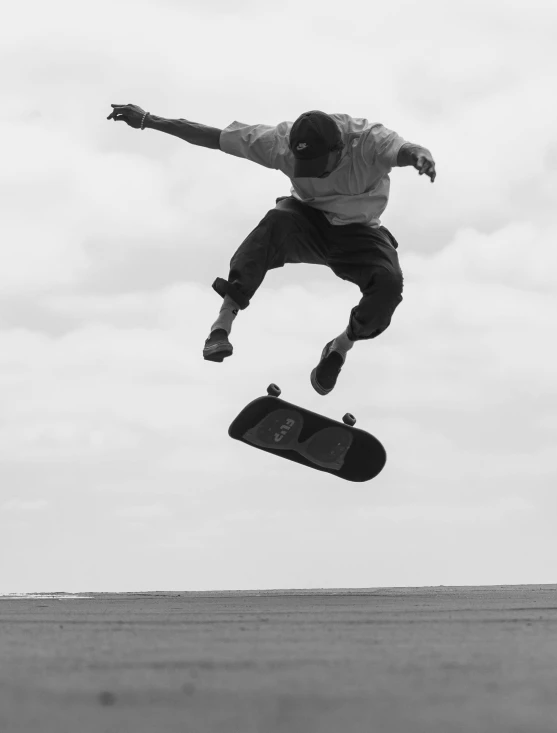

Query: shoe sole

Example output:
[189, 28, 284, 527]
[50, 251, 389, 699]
[310, 367, 332, 395]
[203, 343, 233, 362]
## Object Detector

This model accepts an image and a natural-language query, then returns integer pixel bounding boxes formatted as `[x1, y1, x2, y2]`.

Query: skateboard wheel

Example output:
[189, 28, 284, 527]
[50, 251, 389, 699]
[267, 383, 281, 397]
[342, 413, 356, 426]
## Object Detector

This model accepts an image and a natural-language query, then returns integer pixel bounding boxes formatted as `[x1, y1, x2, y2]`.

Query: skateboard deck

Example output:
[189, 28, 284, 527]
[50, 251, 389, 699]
[229, 384, 386, 482]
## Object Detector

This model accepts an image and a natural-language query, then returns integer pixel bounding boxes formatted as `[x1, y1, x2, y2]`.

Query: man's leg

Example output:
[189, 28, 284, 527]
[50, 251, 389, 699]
[311, 225, 404, 393]
[204, 198, 328, 361]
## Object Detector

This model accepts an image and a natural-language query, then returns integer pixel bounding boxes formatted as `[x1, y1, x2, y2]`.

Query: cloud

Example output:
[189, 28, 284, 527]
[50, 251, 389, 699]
[112, 504, 173, 520]
[1, 500, 48, 512]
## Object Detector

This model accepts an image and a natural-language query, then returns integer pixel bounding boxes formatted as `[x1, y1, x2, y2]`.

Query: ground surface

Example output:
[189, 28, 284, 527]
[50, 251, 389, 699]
[1, 585, 557, 733]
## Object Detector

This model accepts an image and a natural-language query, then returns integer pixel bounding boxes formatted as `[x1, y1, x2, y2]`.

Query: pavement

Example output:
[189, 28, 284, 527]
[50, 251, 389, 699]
[1, 585, 557, 733]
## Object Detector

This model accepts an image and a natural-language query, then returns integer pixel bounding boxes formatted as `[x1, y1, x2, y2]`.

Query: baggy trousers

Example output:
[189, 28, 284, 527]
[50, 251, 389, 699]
[212, 196, 404, 341]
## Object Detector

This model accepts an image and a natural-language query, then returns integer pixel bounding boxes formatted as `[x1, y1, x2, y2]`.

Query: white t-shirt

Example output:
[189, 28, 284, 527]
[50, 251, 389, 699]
[219, 113, 407, 228]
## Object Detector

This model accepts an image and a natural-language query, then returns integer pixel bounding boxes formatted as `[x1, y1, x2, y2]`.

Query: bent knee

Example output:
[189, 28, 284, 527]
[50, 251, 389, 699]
[370, 266, 404, 296]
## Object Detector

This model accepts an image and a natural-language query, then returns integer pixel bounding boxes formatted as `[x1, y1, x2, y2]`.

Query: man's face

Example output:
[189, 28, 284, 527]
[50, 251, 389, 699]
[317, 148, 344, 179]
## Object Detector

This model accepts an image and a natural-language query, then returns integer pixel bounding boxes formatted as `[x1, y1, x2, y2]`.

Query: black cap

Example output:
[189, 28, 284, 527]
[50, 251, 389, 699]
[289, 111, 342, 178]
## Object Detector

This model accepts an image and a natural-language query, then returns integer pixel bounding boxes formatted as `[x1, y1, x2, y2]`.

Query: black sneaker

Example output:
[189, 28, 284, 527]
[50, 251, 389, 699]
[310, 340, 345, 395]
[203, 329, 233, 362]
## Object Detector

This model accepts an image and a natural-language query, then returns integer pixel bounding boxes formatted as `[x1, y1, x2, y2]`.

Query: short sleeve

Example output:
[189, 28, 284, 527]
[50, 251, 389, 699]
[361, 123, 407, 170]
[219, 121, 281, 170]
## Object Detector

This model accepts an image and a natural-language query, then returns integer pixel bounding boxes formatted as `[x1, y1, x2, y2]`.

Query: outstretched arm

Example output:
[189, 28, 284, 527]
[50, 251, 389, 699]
[144, 115, 222, 149]
[107, 104, 222, 149]
[397, 142, 436, 182]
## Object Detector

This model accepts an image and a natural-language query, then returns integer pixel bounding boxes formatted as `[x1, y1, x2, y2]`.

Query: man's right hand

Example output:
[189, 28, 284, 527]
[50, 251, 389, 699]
[107, 103, 148, 129]
[414, 150, 436, 182]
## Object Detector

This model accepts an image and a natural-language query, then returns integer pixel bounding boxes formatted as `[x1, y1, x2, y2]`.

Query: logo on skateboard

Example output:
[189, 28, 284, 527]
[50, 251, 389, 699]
[242, 409, 352, 470]
[274, 418, 296, 443]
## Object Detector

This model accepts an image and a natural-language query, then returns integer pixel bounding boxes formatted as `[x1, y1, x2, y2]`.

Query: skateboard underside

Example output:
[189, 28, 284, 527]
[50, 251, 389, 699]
[229, 395, 386, 482]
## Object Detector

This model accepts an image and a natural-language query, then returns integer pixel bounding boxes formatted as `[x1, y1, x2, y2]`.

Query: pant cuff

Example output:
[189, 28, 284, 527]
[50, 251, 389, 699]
[347, 319, 384, 342]
[211, 278, 250, 310]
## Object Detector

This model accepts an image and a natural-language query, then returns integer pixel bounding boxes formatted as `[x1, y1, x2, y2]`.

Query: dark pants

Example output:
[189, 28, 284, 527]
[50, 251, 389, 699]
[212, 196, 404, 341]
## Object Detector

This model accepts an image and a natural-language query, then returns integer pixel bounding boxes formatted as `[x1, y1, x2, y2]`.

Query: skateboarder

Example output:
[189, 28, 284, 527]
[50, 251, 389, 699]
[108, 104, 436, 395]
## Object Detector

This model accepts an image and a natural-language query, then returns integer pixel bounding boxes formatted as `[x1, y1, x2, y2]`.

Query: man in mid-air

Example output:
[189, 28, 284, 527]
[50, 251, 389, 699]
[108, 103, 436, 395]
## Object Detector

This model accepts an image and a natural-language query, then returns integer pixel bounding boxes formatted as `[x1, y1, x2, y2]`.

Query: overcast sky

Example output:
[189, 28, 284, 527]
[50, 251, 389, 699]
[1, 0, 556, 593]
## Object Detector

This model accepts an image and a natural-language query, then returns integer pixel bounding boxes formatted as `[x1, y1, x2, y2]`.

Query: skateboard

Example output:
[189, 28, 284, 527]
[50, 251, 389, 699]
[228, 384, 386, 482]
